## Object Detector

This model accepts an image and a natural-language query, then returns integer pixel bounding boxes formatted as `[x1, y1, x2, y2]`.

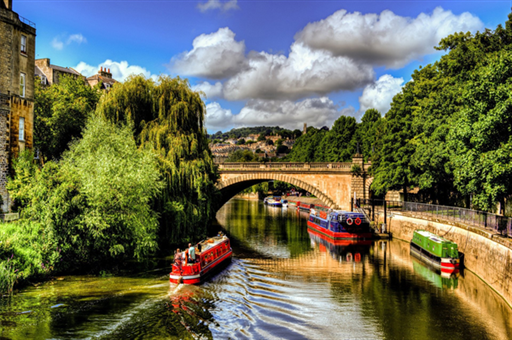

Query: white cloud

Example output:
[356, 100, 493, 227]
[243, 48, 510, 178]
[171, 28, 246, 79]
[74, 60, 157, 82]
[67, 34, 87, 44]
[222, 42, 374, 101]
[51, 33, 87, 50]
[358, 74, 404, 115]
[197, 0, 239, 12]
[192, 81, 223, 99]
[51, 38, 64, 50]
[205, 102, 234, 131]
[295, 7, 483, 68]
[172, 28, 374, 100]
[205, 97, 346, 132]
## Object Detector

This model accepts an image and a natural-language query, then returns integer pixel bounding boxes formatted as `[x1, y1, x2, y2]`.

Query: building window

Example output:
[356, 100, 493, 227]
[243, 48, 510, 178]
[21, 35, 27, 54]
[19, 117, 25, 141]
[20, 73, 25, 97]
[40, 75, 47, 85]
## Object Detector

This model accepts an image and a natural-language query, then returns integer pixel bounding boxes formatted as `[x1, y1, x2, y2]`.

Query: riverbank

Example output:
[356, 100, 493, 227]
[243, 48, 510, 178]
[377, 212, 512, 308]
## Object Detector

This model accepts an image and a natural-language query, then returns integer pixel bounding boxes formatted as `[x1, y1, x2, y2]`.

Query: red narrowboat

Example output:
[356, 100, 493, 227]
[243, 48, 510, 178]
[169, 236, 232, 285]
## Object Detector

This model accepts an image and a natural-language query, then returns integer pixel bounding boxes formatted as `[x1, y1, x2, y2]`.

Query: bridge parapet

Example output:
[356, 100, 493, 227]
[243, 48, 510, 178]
[217, 162, 352, 172]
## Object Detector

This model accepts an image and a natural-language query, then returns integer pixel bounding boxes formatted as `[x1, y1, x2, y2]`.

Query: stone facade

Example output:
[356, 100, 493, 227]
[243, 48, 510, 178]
[86, 67, 117, 90]
[217, 157, 371, 211]
[34, 58, 83, 86]
[0, 2, 35, 211]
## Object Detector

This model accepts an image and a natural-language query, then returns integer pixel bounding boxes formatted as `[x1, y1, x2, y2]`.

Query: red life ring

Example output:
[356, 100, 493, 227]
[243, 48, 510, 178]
[346, 218, 353, 225]
[355, 217, 362, 225]
[354, 253, 361, 262]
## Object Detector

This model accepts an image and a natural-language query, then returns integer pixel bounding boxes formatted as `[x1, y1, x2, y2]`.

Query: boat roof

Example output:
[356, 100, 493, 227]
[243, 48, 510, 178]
[414, 230, 455, 245]
[330, 210, 366, 219]
[199, 236, 227, 251]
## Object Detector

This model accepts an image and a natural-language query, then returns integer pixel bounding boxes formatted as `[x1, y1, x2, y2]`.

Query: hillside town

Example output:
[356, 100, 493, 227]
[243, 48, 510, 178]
[210, 131, 298, 161]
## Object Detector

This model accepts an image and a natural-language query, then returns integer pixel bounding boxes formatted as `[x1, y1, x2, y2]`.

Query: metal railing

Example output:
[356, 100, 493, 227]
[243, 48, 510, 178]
[357, 199, 512, 237]
[19, 15, 36, 28]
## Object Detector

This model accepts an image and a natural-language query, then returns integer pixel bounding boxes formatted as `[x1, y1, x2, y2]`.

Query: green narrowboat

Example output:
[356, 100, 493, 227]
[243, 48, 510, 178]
[410, 230, 460, 273]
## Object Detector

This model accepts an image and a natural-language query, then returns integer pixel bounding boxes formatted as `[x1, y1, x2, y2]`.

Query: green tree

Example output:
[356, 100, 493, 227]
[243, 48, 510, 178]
[96, 75, 218, 243]
[34, 75, 101, 160]
[237, 138, 246, 145]
[257, 133, 266, 141]
[286, 128, 326, 162]
[318, 116, 357, 162]
[448, 50, 512, 211]
[8, 116, 162, 269]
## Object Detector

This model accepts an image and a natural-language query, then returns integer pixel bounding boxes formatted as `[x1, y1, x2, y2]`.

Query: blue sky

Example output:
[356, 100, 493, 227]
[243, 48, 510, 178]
[15, 0, 511, 133]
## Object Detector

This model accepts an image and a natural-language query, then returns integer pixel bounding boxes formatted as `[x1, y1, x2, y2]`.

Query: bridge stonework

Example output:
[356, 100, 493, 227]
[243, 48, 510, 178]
[216, 156, 371, 211]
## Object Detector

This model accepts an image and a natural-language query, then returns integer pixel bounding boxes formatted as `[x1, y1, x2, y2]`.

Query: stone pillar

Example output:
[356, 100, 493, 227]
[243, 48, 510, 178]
[351, 154, 367, 202]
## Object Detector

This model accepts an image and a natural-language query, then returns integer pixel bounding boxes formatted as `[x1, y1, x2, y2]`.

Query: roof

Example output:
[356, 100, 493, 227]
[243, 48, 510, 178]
[34, 65, 45, 77]
[87, 74, 118, 86]
[50, 64, 81, 76]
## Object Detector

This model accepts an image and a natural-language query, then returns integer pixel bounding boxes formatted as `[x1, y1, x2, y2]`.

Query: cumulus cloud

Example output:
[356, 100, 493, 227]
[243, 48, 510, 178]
[205, 102, 235, 131]
[74, 60, 157, 82]
[295, 7, 483, 68]
[171, 27, 246, 79]
[205, 97, 346, 131]
[223, 42, 374, 100]
[197, 0, 239, 12]
[192, 81, 223, 99]
[172, 28, 374, 100]
[358, 74, 404, 115]
[52, 33, 87, 50]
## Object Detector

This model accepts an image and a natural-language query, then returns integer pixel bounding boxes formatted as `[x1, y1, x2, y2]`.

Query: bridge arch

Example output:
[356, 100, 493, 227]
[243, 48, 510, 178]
[216, 173, 340, 211]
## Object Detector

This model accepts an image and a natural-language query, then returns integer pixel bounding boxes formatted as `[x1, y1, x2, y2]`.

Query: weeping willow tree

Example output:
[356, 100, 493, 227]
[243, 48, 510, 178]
[96, 75, 219, 244]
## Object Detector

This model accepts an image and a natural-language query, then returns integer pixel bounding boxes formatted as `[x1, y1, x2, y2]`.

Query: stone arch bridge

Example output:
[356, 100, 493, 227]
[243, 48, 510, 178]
[216, 155, 371, 211]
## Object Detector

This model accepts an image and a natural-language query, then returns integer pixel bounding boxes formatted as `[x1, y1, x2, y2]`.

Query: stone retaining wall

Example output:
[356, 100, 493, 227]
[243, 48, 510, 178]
[383, 213, 512, 307]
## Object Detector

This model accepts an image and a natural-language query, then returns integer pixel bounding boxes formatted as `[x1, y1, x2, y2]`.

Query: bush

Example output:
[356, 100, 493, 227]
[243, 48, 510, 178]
[7, 116, 162, 281]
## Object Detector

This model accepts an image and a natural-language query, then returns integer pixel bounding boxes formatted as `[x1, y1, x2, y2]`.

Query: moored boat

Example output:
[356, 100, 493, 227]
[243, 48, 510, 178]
[410, 230, 460, 273]
[308, 230, 372, 262]
[307, 209, 373, 239]
[169, 236, 232, 284]
[264, 196, 283, 207]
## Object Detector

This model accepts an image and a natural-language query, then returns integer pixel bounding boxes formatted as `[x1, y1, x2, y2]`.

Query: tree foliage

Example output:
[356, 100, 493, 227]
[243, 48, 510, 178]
[7, 116, 162, 271]
[95, 75, 218, 243]
[34, 75, 101, 160]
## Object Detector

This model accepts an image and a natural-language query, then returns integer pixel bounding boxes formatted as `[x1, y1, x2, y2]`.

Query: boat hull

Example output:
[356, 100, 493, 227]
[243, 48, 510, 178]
[170, 250, 232, 284]
[410, 242, 459, 273]
[307, 220, 373, 240]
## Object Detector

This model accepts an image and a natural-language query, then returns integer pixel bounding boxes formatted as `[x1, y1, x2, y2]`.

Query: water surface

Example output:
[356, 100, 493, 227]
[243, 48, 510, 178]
[0, 199, 511, 339]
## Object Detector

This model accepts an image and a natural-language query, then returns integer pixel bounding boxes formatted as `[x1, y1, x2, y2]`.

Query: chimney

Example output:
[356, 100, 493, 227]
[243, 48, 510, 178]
[3, 0, 12, 10]
[107, 68, 110, 73]
[303, 123, 307, 135]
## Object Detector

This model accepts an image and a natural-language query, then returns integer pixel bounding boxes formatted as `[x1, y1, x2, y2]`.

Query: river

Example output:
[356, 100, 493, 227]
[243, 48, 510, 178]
[0, 199, 511, 339]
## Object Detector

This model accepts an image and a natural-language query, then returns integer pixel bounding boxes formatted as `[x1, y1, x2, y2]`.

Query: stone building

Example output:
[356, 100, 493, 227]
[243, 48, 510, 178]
[0, 0, 36, 211]
[34, 58, 83, 85]
[86, 67, 117, 90]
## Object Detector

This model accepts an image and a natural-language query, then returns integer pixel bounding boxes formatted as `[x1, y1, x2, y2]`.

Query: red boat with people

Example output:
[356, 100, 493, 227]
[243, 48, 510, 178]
[169, 234, 232, 284]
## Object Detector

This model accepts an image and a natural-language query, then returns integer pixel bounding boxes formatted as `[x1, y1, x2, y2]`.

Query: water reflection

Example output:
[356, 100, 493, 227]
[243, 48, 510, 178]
[0, 199, 510, 340]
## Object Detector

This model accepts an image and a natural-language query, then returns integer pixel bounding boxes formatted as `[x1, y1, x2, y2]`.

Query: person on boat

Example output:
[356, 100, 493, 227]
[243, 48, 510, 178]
[188, 243, 196, 263]
[217, 231, 224, 237]
[174, 248, 182, 266]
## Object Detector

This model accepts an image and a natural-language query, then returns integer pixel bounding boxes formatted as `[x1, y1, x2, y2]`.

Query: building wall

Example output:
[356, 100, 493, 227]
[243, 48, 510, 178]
[0, 6, 35, 211]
